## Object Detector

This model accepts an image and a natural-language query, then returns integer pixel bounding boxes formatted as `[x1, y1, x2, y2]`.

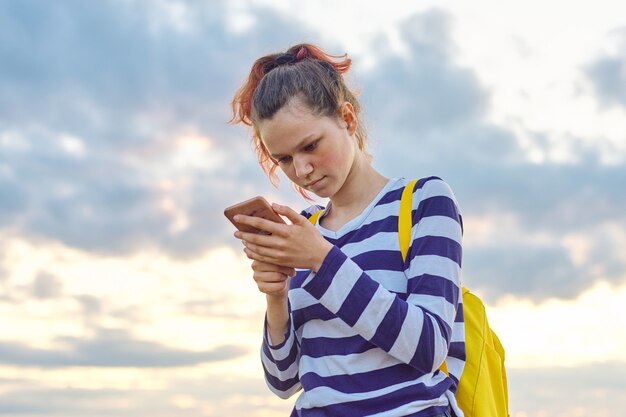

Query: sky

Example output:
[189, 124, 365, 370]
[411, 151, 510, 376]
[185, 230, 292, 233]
[1, 0, 625, 416]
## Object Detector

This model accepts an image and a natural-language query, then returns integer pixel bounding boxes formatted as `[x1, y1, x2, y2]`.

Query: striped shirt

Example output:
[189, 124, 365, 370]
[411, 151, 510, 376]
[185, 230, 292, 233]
[261, 177, 465, 417]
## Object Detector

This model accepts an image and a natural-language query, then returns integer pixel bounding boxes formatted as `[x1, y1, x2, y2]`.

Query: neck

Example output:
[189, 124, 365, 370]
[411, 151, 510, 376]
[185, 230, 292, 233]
[329, 153, 388, 213]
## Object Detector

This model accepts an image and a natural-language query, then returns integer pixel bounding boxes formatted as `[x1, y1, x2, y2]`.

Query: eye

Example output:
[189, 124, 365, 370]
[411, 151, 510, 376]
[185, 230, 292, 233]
[276, 155, 292, 164]
[304, 140, 319, 152]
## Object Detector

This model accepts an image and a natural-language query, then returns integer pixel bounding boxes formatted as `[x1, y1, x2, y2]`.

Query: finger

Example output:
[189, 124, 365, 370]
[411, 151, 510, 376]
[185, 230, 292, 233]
[252, 261, 296, 276]
[241, 235, 289, 259]
[234, 214, 285, 235]
[253, 270, 290, 284]
[244, 246, 278, 264]
[236, 230, 282, 252]
[243, 241, 269, 257]
[256, 280, 289, 295]
[236, 230, 270, 246]
[271, 204, 306, 225]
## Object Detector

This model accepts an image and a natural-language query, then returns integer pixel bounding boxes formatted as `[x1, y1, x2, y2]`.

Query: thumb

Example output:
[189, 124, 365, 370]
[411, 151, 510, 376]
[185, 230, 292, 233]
[272, 203, 305, 225]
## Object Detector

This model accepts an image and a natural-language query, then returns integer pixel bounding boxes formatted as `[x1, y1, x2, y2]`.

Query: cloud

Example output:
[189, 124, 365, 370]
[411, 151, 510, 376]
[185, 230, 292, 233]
[31, 272, 64, 299]
[361, 10, 488, 136]
[452, 154, 626, 301]
[355, 11, 626, 301]
[0, 374, 294, 417]
[0, 384, 191, 416]
[508, 362, 626, 416]
[0, 327, 248, 368]
[74, 294, 103, 317]
[585, 27, 626, 108]
[0, 0, 232, 136]
[0, 0, 321, 256]
[0, 0, 324, 142]
[485, 257, 624, 303]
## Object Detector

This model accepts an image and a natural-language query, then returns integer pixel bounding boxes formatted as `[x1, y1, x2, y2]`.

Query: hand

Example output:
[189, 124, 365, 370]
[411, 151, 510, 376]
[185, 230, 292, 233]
[250, 260, 292, 346]
[234, 203, 333, 272]
[251, 259, 295, 298]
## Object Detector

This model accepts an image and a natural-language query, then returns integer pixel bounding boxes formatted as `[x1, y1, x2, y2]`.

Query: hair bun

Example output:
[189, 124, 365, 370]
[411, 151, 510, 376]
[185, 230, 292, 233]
[274, 53, 298, 66]
[295, 46, 307, 61]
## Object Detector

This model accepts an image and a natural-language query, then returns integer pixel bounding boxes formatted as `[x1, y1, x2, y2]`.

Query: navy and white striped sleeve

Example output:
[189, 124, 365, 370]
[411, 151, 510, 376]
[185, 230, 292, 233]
[259, 205, 326, 399]
[260, 309, 302, 398]
[301, 178, 462, 375]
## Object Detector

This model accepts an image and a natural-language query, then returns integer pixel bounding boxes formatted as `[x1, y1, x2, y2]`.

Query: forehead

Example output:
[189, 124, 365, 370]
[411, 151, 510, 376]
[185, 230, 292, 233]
[257, 101, 333, 152]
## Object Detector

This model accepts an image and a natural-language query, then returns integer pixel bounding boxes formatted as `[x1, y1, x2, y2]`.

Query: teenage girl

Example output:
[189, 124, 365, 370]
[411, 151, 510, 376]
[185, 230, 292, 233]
[230, 43, 465, 417]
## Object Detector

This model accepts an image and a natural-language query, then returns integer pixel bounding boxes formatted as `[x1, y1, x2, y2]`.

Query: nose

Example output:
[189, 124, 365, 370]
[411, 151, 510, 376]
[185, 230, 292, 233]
[293, 155, 313, 178]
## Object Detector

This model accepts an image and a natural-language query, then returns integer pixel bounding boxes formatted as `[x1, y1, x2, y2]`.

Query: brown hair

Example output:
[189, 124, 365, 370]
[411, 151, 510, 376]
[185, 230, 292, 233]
[230, 43, 367, 197]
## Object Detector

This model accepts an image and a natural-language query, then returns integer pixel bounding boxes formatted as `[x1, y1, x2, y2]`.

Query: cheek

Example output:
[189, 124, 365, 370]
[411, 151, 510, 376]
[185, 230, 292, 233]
[326, 140, 355, 170]
[324, 153, 345, 170]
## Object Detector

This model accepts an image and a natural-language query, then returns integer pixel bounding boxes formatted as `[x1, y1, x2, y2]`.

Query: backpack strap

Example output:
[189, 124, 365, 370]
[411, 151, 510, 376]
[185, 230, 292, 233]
[399, 179, 418, 263]
[308, 209, 325, 225]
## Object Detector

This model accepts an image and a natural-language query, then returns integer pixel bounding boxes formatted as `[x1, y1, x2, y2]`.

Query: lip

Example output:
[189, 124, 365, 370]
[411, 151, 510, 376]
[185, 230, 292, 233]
[306, 176, 325, 189]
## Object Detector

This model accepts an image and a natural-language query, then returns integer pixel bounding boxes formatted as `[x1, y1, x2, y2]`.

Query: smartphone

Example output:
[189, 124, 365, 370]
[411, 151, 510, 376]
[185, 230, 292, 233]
[224, 196, 285, 234]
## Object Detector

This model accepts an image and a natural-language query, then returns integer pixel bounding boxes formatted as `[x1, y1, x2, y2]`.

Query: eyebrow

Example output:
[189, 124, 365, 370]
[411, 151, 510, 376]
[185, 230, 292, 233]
[269, 134, 317, 158]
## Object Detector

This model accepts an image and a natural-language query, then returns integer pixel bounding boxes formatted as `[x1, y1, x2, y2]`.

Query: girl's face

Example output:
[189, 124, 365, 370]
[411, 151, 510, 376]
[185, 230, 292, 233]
[257, 100, 358, 199]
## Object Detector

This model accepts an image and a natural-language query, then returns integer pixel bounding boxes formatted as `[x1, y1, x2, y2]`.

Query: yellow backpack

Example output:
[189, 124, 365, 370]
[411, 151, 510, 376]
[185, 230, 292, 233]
[308, 179, 510, 417]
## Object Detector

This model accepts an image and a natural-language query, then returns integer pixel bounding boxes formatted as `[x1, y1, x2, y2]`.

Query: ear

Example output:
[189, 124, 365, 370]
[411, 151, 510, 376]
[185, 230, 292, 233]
[338, 101, 357, 136]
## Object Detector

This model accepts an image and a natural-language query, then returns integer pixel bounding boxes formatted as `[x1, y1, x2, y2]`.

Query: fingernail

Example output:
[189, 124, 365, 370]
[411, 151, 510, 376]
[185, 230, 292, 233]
[233, 215, 241, 221]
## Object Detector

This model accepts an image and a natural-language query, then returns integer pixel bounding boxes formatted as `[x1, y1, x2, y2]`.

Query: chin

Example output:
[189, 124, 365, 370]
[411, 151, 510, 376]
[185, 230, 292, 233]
[313, 189, 335, 199]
